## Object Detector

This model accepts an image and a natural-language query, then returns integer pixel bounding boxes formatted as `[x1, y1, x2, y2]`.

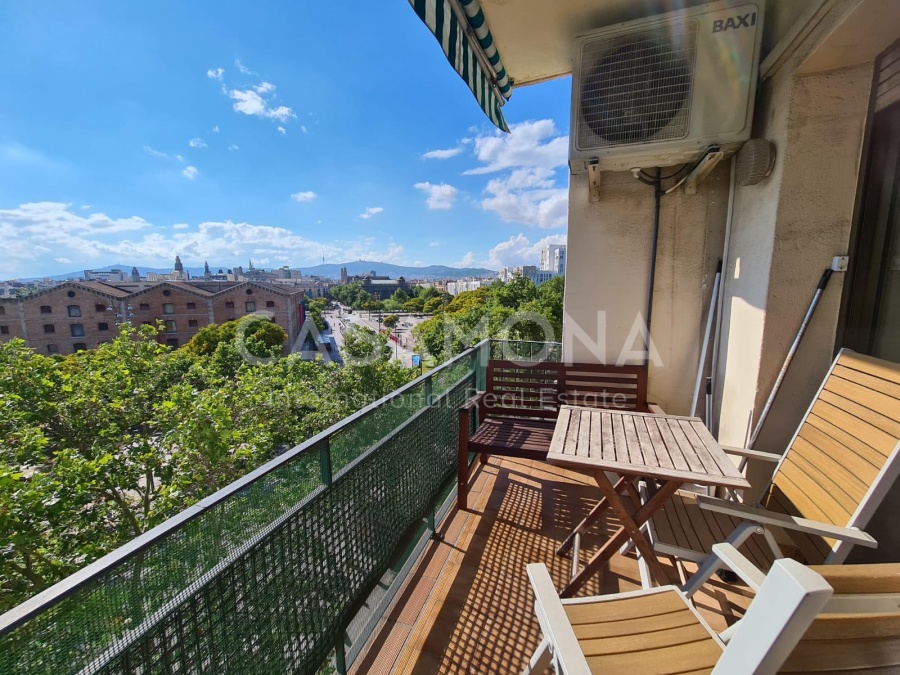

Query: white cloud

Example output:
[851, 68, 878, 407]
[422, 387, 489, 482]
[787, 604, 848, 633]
[228, 88, 296, 122]
[143, 145, 169, 159]
[255, 81, 275, 94]
[422, 147, 463, 160]
[414, 182, 458, 210]
[54, 257, 72, 265]
[188, 138, 207, 149]
[144, 146, 187, 167]
[291, 191, 317, 203]
[212, 125, 220, 133]
[228, 144, 239, 151]
[182, 166, 198, 180]
[277, 126, 286, 135]
[486, 233, 567, 269]
[172, 223, 190, 230]
[207, 68, 224, 80]
[81, 205, 91, 210]
[430, 240, 443, 247]
[467, 119, 569, 229]
[0, 202, 409, 280]
[359, 207, 384, 220]
[234, 59, 255, 75]
[300, 125, 308, 134]
[455, 252, 477, 268]
[465, 119, 568, 175]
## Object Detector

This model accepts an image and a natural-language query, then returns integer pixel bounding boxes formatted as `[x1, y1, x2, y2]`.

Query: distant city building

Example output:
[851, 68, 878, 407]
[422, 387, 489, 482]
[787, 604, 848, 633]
[84, 269, 128, 283]
[0, 279, 315, 355]
[447, 278, 490, 296]
[338, 270, 409, 300]
[498, 265, 556, 286]
[147, 256, 189, 282]
[497, 244, 566, 287]
[540, 244, 566, 276]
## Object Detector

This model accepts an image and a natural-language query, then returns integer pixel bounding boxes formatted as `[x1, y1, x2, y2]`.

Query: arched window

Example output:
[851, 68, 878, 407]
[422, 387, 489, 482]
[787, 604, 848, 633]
[67, 305, 81, 317]
[70, 324, 85, 337]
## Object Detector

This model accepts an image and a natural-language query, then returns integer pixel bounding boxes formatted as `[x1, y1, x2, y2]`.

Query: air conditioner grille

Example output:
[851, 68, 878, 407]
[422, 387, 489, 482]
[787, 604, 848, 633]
[578, 23, 698, 149]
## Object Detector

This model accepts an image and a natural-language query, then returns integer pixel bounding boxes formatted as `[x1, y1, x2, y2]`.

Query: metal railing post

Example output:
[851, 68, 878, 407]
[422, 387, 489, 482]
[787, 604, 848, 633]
[319, 437, 332, 486]
[335, 634, 347, 675]
[424, 374, 433, 406]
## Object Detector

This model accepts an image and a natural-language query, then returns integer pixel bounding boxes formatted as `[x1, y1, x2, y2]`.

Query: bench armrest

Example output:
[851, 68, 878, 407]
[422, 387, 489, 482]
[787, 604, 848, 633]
[721, 445, 781, 463]
[648, 403, 666, 414]
[460, 391, 485, 412]
[697, 496, 877, 548]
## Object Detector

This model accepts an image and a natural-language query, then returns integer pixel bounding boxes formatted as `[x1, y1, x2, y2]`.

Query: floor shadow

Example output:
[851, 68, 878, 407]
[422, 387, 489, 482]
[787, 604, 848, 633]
[406, 460, 607, 674]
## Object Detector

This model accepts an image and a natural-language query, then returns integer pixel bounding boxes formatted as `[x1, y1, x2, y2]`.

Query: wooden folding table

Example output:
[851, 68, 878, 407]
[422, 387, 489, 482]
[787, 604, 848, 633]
[547, 405, 750, 597]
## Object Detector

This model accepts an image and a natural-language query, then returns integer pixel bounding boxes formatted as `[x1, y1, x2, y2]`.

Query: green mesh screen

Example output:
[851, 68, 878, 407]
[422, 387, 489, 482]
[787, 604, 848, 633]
[0, 344, 491, 675]
[490, 340, 562, 363]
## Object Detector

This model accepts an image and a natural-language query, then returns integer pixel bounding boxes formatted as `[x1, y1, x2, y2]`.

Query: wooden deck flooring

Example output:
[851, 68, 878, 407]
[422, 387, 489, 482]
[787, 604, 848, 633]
[352, 456, 753, 675]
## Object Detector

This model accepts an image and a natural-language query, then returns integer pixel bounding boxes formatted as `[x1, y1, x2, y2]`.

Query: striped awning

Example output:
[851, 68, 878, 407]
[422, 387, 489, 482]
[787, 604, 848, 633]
[408, 0, 510, 132]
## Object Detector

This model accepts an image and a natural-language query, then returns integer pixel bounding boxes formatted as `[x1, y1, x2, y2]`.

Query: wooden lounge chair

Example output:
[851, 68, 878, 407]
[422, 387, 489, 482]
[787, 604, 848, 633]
[457, 360, 648, 509]
[645, 349, 900, 596]
[524, 544, 834, 675]
[525, 545, 900, 674]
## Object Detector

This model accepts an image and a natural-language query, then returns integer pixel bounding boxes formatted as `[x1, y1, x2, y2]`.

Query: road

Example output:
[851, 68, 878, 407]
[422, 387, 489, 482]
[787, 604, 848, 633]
[325, 306, 428, 367]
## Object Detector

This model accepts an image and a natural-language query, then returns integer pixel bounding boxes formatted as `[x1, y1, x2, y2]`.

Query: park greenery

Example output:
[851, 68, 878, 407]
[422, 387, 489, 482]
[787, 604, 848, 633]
[413, 275, 564, 361]
[329, 281, 448, 314]
[0, 316, 414, 611]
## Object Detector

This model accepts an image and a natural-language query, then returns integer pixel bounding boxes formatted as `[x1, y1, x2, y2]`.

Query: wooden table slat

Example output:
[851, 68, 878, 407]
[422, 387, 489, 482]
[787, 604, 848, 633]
[547, 406, 751, 490]
[623, 414, 642, 464]
[668, 418, 707, 474]
[655, 417, 691, 472]
[612, 414, 628, 463]
[600, 412, 616, 462]
[549, 407, 571, 455]
[577, 409, 592, 459]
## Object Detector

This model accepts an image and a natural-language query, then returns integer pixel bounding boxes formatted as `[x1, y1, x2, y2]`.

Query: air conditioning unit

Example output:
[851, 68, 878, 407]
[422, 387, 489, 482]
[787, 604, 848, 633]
[570, 1, 763, 174]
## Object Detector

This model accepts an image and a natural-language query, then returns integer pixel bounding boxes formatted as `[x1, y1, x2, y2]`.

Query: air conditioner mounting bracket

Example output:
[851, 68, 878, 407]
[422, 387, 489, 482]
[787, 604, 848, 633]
[684, 150, 725, 195]
[588, 163, 601, 202]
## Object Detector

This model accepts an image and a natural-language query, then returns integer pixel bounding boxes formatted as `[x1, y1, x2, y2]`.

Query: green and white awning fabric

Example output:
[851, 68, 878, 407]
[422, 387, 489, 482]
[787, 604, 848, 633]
[408, 0, 511, 132]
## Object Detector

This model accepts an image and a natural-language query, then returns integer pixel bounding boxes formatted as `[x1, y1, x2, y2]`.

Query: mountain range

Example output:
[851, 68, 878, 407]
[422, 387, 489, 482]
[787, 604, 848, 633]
[18, 261, 496, 282]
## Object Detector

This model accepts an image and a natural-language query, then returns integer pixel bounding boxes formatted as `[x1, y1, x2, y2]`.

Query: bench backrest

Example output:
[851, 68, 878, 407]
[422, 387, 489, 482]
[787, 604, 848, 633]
[763, 349, 900, 564]
[483, 360, 649, 420]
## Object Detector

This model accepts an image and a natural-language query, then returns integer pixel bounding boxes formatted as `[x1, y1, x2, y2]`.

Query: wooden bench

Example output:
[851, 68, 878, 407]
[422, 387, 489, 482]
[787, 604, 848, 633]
[457, 360, 649, 509]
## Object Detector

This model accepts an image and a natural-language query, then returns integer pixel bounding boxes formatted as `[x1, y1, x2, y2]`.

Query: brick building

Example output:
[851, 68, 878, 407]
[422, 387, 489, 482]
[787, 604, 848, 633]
[0, 280, 307, 355]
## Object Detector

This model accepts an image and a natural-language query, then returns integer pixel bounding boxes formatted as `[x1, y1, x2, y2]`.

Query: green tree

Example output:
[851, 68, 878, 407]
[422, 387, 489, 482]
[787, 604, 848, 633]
[390, 288, 410, 305]
[0, 320, 417, 610]
[382, 314, 399, 330]
[402, 297, 425, 313]
[341, 324, 391, 363]
[423, 297, 443, 314]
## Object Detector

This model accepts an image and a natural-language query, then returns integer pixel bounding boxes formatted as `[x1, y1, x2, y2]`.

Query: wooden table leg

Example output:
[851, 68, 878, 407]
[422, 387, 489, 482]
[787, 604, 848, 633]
[556, 474, 632, 556]
[562, 480, 681, 598]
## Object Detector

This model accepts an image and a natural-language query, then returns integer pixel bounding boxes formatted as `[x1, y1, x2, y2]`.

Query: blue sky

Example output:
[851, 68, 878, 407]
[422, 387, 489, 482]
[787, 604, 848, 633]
[0, 1, 571, 280]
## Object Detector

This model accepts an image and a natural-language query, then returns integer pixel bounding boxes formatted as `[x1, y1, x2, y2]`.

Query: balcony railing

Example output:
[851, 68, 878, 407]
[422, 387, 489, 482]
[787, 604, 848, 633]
[0, 339, 561, 675]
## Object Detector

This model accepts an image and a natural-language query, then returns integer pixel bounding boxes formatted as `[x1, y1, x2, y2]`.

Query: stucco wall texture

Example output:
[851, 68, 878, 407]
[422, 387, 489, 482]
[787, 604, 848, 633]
[562, 163, 728, 415]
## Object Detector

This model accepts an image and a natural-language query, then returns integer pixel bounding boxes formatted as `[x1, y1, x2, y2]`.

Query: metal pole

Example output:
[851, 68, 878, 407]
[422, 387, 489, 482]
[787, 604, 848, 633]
[690, 261, 722, 417]
[748, 268, 833, 447]
[711, 158, 737, 436]
[644, 168, 663, 367]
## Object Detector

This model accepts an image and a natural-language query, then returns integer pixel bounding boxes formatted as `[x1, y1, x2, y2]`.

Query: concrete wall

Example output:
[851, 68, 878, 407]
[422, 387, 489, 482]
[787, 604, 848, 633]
[562, 163, 728, 414]
[713, 61, 872, 505]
